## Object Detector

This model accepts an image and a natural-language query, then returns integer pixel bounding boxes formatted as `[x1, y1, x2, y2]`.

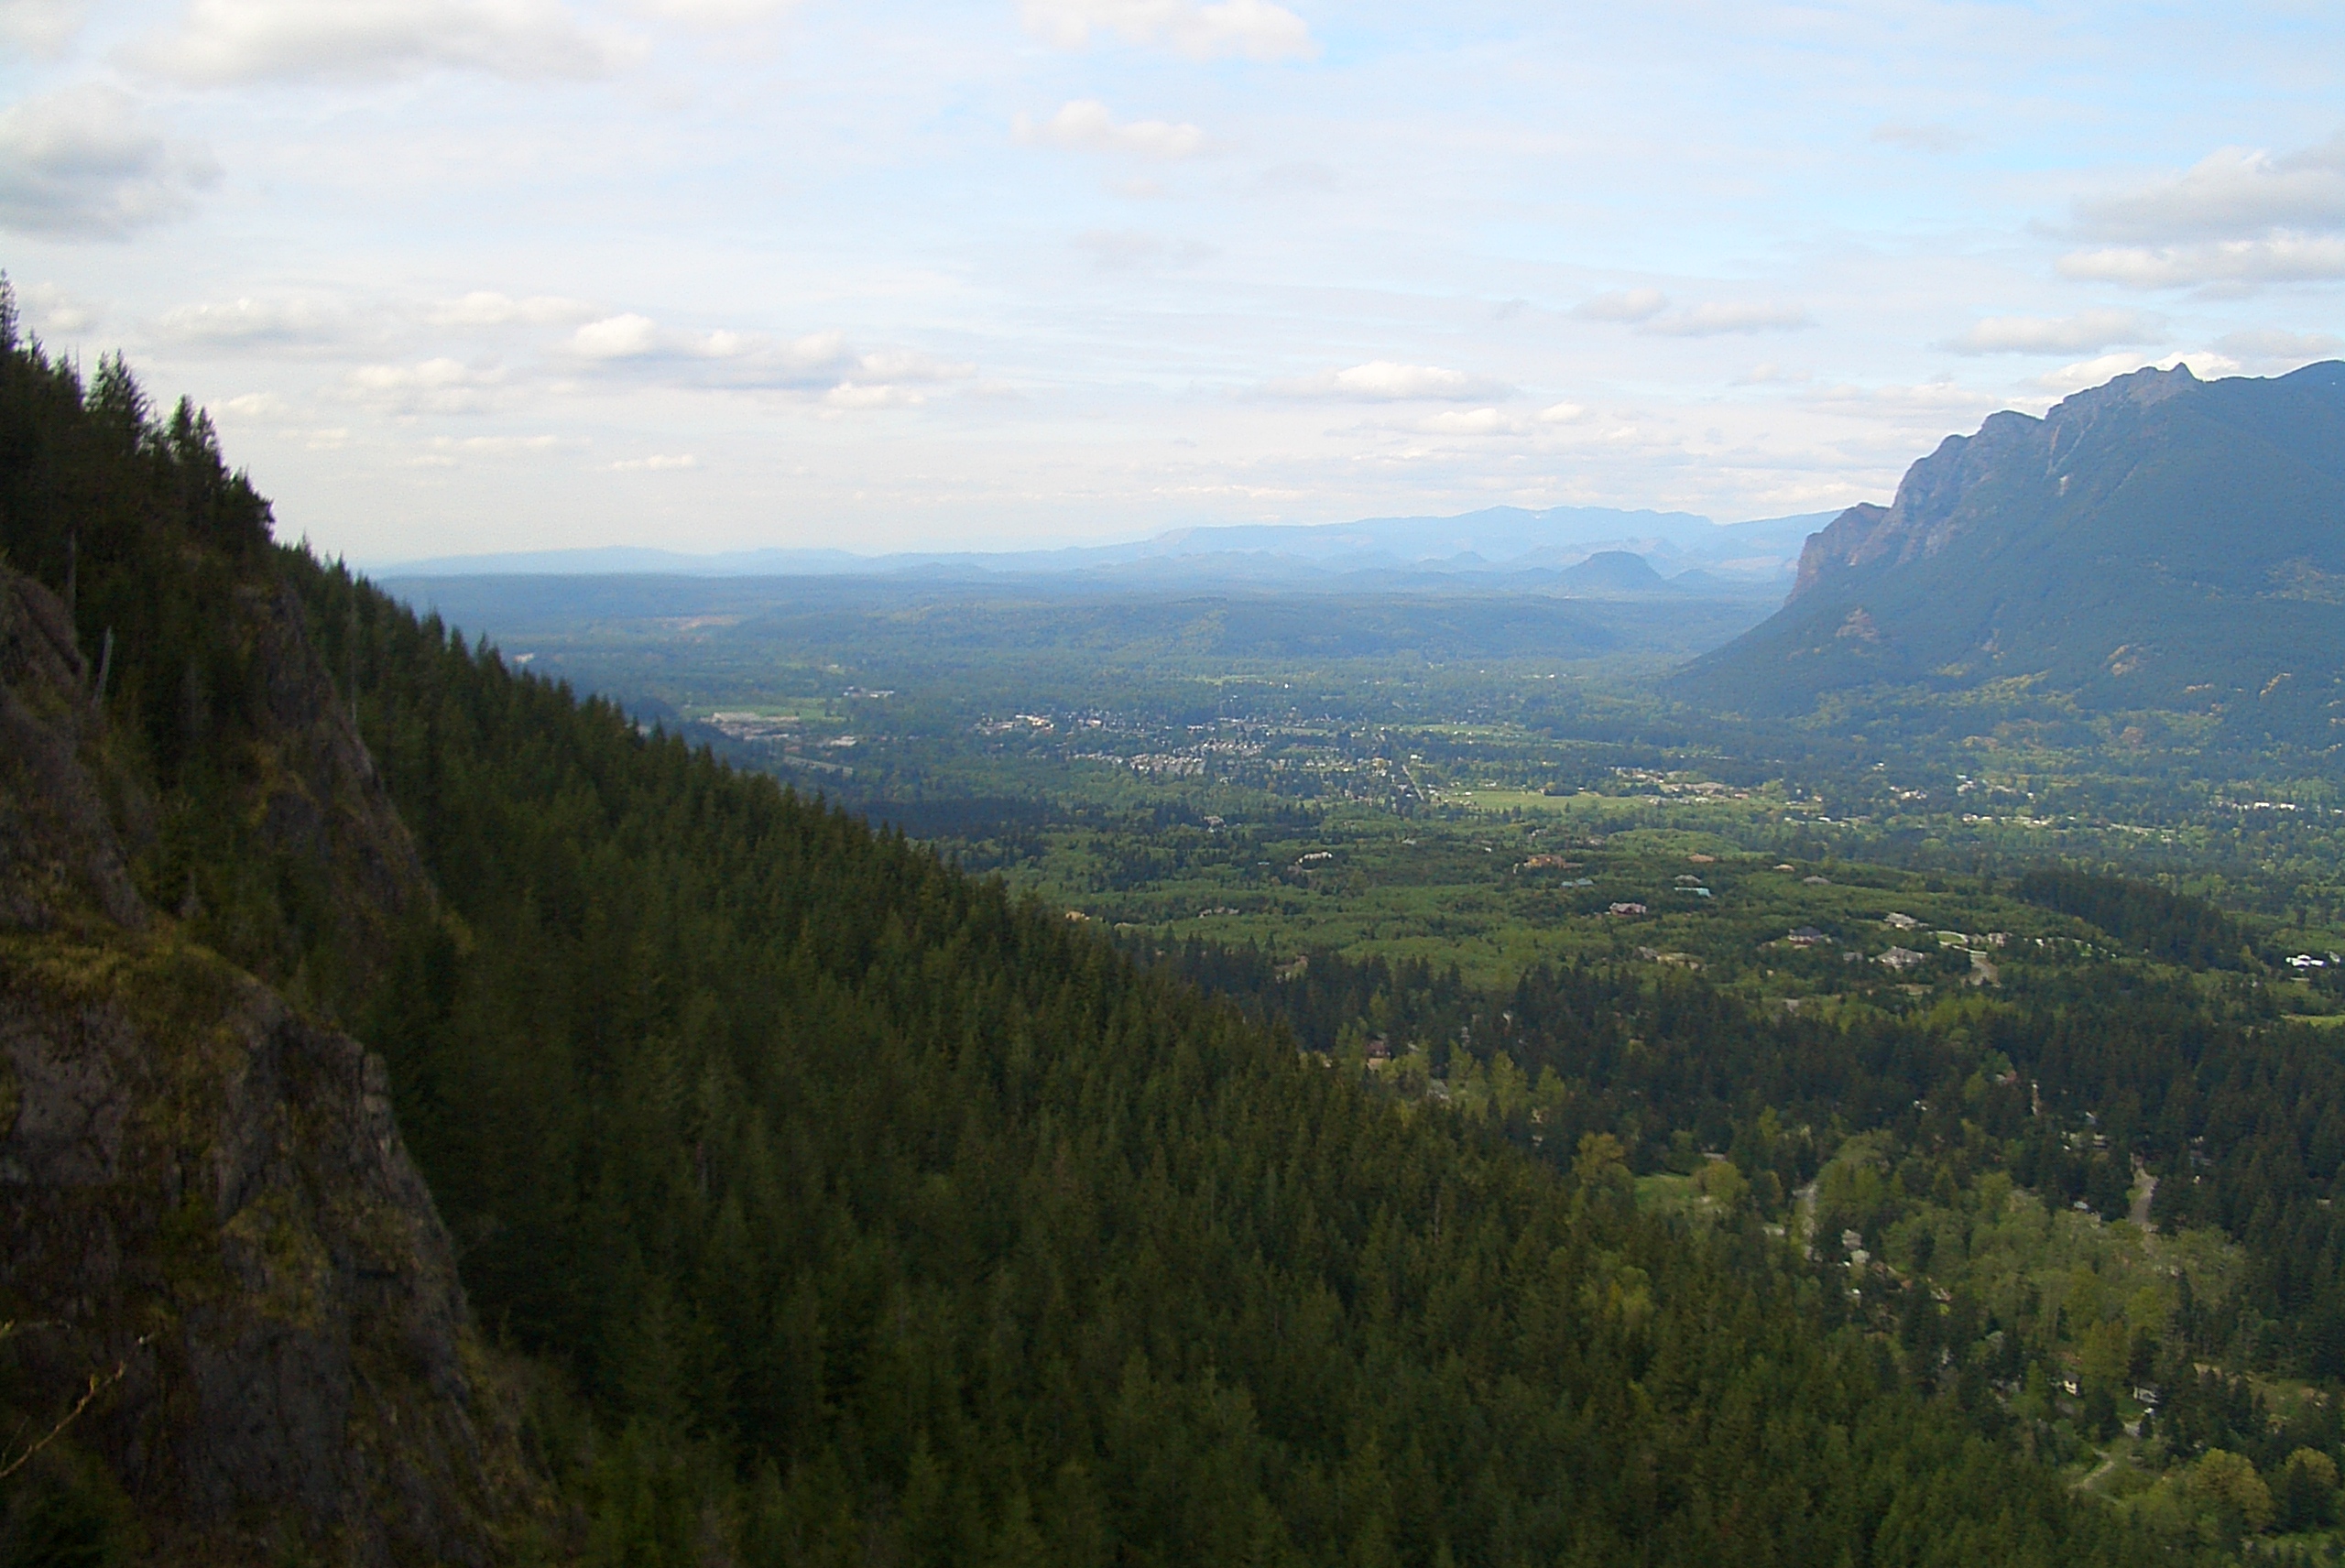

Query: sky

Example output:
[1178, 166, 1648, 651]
[4, 0, 2344, 564]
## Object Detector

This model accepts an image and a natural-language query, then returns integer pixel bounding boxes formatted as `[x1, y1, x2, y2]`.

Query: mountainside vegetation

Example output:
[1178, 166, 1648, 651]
[0, 301, 2216, 1565]
[0, 290, 537, 1565]
[2012, 868, 2261, 970]
[297, 542, 2152, 1563]
[1682, 361, 2345, 745]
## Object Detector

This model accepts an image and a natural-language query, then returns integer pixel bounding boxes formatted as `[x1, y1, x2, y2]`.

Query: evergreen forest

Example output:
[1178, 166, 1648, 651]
[6, 294, 2345, 1564]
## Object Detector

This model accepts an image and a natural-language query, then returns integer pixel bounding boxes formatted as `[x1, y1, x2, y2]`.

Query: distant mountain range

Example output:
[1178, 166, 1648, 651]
[1681, 361, 2345, 737]
[377, 505, 1835, 597]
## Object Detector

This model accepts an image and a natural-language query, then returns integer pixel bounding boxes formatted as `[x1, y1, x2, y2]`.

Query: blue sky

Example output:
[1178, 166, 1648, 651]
[4, 0, 2343, 563]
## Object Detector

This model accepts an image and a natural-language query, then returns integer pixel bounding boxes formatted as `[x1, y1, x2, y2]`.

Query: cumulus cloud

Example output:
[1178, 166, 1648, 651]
[610, 452, 698, 469]
[1407, 403, 1582, 436]
[573, 312, 663, 358]
[563, 311, 971, 407]
[152, 295, 354, 347]
[0, 85, 219, 238]
[1939, 308, 2163, 355]
[1020, 0, 1315, 61]
[344, 356, 506, 414]
[573, 312, 823, 365]
[2073, 134, 2345, 244]
[430, 290, 599, 327]
[626, 0, 792, 24]
[823, 383, 927, 410]
[1871, 122, 1969, 154]
[1571, 291, 1808, 336]
[1073, 229, 1214, 270]
[2214, 327, 2344, 365]
[1640, 300, 1812, 337]
[126, 0, 639, 86]
[1014, 100, 1209, 159]
[1415, 408, 1524, 436]
[1573, 289, 1667, 323]
[2058, 133, 2345, 290]
[10, 279, 102, 336]
[1804, 378, 2001, 417]
[1267, 361, 1509, 401]
[2, 0, 89, 55]
[433, 433, 563, 452]
[2057, 236, 2345, 289]
[2030, 350, 2240, 396]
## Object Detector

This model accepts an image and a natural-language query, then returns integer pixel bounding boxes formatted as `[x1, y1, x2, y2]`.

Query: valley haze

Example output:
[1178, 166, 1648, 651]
[375, 505, 1829, 594]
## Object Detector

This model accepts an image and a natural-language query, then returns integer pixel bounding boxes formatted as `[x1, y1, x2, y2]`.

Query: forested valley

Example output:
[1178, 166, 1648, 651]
[2, 307, 2340, 1564]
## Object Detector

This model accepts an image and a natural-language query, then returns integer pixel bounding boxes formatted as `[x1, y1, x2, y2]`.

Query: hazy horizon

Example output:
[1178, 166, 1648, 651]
[5, 1, 2343, 563]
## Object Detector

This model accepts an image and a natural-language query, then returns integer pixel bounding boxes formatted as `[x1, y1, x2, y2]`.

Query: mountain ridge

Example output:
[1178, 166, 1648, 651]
[1681, 360, 2345, 735]
[374, 505, 1835, 593]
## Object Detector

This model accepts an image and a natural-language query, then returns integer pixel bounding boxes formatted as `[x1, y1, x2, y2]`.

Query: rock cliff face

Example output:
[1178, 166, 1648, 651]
[1682, 360, 2345, 730]
[1787, 363, 2204, 603]
[0, 564, 536, 1564]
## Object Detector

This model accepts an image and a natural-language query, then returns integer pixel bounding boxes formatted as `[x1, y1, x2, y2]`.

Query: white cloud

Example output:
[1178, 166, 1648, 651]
[1871, 123, 1969, 154]
[152, 295, 351, 346]
[2073, 134, 2345, 244]
[1014, 100, 1209, 159]
[1415, 408, 1524, 435]
[573, 313, 831, 367]
[610, 452, 698, 469]
[2030, 350, 2241, 396]
[1804, 378, 2002, 417]
[1020, 0, 1314, 62]
[562, 313, 972, 402]
[127, 0, 639, 86]
[1640, 300, 1812, 337]
[2057, 236, 2345, 289]
[2056, 133, 2345, 291]
[573, 312, 662, 358]
[1536, 401, 1587, 423]
[1733, 363, 1808, 386]
[1573, 289, 1667, 323]
[851, 348, 973, 382]
[1940, 308, 2164, 355]
[211, 390, 355, 452]
[1571, 292, 1810, 336]
[10, 279, 102, 335]
[2215, 328, 2344, 365]
[823, 383, 925, 410]
[0, 85, 218, 238]
[1267, 361, 1509, 401]
[626, 0, 792, 24]
[430, 290, 599, 327]
[344, 356, 506, 413]
[430, 433, 564, 453]
[1073, 229, 1214, 270]
[1, 0, 89, 56]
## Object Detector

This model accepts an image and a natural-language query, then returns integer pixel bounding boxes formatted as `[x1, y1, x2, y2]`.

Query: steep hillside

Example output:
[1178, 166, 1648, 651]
[298, 553, 2154, 1568]
[2, 309, 2176, 1565]
[1680, 361, 2345, 736]
[0, 312, 540, 1563]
